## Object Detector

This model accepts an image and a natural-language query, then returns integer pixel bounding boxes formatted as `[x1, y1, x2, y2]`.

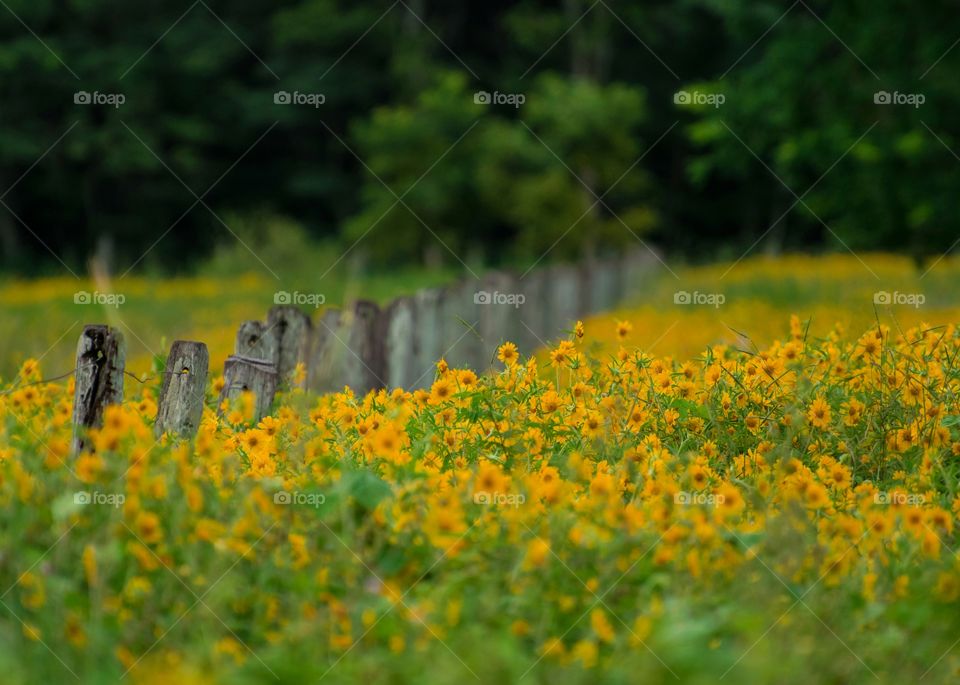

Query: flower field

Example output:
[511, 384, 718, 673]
[3, 254, 960, 683]
[4, 252, 960, 381]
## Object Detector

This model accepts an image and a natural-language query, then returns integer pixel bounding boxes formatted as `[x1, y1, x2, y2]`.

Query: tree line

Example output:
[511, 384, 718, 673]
[1, 0, 955, 274]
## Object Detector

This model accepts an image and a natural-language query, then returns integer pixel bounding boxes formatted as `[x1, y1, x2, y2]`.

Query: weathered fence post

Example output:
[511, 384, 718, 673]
[576, 262, 593, 320]
[621, 247, 660, 300]
[72, 325, 126, 454]
[155, 341, 209, 439]
[381, 296, 418, 389]
[517, 269, 546, 355]
[307, 308, 343, 393]
[343, 300, 384, 396]
[218, 356, 278, 421]
[605, 255, 625, 309]
[235, 320, 277, 361]
[545, 264, 582, 340]
[267, 305, 312, 382]
[442, 279, 482, 370]
[583, 256, 624, 314]
[501, 269, 527, 357]
[413, 287, 444, 388]
[478, 271, 517, 369]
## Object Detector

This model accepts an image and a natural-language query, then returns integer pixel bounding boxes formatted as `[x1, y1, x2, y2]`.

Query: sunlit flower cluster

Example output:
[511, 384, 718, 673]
[2, 314, 960, 681]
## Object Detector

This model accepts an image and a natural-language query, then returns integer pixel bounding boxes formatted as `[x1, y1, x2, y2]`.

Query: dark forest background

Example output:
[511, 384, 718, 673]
[1, 0, 957, 274]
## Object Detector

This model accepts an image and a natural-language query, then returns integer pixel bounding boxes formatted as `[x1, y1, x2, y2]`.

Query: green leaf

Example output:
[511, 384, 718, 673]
[376, 545, 408, 575]
[343, 471, 392, 510]
[669, 398, 710, 420]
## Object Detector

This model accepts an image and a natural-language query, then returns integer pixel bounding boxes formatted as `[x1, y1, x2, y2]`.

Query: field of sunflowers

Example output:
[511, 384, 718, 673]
[3, 254, 960, 683]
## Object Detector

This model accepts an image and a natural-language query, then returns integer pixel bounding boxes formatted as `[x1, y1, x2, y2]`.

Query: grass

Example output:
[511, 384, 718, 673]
[0, 244, 458, 380]
[5, 251, 959, 385]
[3, 281, 960, 682]
[581, 252, 960, 361]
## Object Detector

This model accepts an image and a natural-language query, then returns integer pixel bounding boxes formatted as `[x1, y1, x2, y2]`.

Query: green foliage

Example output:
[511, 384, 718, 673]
[348, 72, 656, 264]
[684, 0, 960, 261]
[2, 0, 959, 273]
[345, 72, 487, 264]
[479, 75, 656, 260]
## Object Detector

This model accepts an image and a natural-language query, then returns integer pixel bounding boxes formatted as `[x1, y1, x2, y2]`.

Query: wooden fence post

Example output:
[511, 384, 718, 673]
[583, 256, 624, 315]
[576, 262, 593, 319]
[413, 287, 444, 388]
[621, 246, 660, 300]
[218, 356, 278, 421]
[72, 325, 125, 454]
[155, 341, 209, 439]
[306, 308, 343, 394]
[517, 269, 546, 356]
[545, 264, 581, 340]
[478, 271, 517, 369]
[343, 300, 384, 396]
[442, 279, 482, 370]
[605, 255, 625, 309]
[381, 296, 418, 389]
[235, 320, 277, 361]
[267, 305, 312, 382]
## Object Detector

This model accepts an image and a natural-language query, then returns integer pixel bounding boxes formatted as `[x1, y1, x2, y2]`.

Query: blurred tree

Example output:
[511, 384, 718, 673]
[344, 72, 487, 266]
[684, 0, 960, 264]
[477, 74, 655, 261]
[346, 71, 654, 266]
[1, 0, 956, 274]
[0, 0, 287, 272]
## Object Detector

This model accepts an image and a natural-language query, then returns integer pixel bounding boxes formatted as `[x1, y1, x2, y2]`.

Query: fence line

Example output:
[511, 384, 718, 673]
[50, 247, 659, 450]
[313, 248, 656, 395]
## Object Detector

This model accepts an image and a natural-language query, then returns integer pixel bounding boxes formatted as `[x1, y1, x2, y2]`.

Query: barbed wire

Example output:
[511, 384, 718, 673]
[0, 363, 169, 397]
[0, 368, 80, 396]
